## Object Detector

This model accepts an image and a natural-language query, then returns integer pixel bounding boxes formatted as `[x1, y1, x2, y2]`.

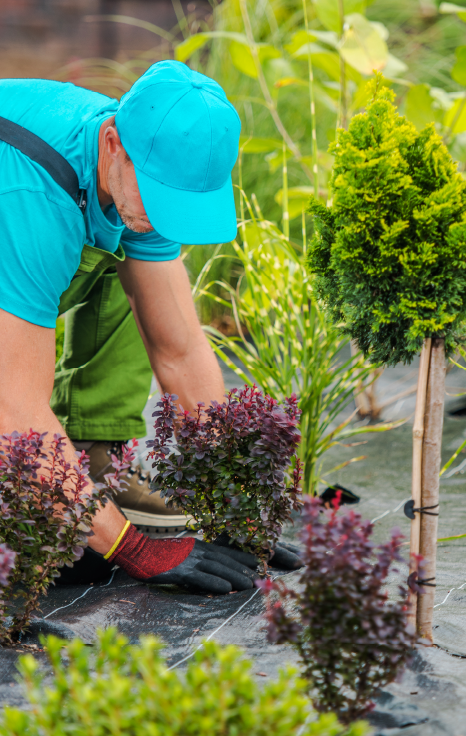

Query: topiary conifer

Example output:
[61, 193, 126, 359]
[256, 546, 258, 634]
[307, 74, 466, 366]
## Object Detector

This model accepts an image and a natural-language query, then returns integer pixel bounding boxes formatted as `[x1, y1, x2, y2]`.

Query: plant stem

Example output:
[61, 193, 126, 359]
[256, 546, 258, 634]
[238, 0, 313, 181]
[337, 0, 347, 130]
[301, 397, 320, 496]
[302, 0, 319, 197]
[350, 341, 372, 417]
[171, 0, 189, 39]
[408, 338, 431, 626]
[84, 15, 175, 44]
[417, 337, 445, 641]
[264, 0, 281, 46]
[282, 139, 289, 239]
[238, 146, 248, 247]
[302, 206, 307, 256]
[444, 95, 466, 145]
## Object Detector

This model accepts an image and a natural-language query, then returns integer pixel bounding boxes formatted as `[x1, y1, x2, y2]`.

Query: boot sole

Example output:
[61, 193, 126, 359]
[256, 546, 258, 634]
[121, 507, 193, 534]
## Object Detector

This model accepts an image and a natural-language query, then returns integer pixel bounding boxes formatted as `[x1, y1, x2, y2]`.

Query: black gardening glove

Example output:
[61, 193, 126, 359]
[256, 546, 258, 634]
[147, 539, 259, 595]
[56, 546, 115, 586]
[96, 524, 259, 595]
[57, 523, 260, 594]
[213, 532, 303, 571]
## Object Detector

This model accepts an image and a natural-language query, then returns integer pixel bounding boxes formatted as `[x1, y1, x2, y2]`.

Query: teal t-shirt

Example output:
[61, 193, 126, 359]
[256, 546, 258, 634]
[0, 79, 181, 328]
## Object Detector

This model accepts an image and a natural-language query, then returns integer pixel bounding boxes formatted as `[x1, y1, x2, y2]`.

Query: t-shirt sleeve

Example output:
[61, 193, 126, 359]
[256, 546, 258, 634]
[0, 188, 85, 328]
[120, 227, 181, 261]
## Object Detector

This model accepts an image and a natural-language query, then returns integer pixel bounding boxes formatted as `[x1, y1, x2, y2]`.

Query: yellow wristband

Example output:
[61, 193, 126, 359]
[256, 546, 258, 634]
[104, 519, 131, 560]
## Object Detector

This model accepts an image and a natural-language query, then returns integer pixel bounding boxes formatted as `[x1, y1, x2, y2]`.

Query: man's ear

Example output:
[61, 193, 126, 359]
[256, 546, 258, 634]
[104, 123, 124, 160]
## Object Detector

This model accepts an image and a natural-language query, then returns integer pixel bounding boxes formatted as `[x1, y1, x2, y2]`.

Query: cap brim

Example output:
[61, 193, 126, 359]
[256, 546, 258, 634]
[134, 166, 238, 245]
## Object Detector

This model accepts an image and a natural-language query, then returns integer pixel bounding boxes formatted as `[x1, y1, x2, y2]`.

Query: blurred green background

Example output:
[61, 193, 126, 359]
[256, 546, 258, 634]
[36, 0, 466, 323]
[6, 0, 464, 325]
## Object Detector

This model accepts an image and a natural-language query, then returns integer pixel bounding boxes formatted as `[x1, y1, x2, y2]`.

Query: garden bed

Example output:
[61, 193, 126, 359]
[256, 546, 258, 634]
[2, 359, 466, 734]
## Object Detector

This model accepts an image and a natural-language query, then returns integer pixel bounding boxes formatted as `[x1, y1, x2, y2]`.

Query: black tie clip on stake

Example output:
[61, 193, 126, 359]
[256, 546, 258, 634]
[403, 499, 439, 520]
[404, 499, 439, 587]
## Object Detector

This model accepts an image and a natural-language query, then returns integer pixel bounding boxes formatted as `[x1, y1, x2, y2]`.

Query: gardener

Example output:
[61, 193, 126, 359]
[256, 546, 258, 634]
[0, 60, 300, 592]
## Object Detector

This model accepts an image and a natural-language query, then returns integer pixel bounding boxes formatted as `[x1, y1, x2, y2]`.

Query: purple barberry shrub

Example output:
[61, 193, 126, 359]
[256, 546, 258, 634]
[258, 494, 417, 723]
[0, 431, 136, 644]
[0, 544, 16, 587]
[147, 386, 302, 559]
[0, 543, 16, 632]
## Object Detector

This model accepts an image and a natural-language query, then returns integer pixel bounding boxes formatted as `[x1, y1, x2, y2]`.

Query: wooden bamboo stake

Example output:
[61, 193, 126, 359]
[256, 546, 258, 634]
[417, 337, 446, 641]
[408, 338, 431, 626]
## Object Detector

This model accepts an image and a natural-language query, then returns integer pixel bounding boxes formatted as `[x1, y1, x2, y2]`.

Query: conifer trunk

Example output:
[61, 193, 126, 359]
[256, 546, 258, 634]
[408, 338, 431, 626]
[417, 337, 445, 642]
[350, 341, 382, 419]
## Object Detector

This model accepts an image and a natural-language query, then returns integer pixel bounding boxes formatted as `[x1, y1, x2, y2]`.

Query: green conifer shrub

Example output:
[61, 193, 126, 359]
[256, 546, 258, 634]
[307, 74, 466, 366]
[0, 628, 368, 736]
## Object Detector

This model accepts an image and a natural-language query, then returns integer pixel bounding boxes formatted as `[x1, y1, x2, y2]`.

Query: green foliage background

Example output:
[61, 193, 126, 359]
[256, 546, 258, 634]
[307, 76, 466, 366]
[62, 0, 466, 325]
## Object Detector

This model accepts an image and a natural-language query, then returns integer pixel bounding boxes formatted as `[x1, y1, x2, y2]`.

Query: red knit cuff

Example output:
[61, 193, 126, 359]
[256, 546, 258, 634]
[108, 523, 195, 580]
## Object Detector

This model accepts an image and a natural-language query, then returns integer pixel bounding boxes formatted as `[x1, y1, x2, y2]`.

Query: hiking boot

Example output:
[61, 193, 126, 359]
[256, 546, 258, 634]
[72, 441, 191, 534]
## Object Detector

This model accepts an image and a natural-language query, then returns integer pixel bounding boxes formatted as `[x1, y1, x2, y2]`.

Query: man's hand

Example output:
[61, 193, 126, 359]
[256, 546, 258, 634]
[144, 540, 259, 594]
[213, 532, 303, 571]
[57, 536, 260, 593]
[105, 523, 259, 594]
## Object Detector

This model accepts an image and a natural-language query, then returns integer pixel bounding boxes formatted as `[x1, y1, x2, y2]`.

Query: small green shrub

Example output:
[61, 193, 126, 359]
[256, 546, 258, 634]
[55, 316, 65, 363]
[0, 628, 368, 736]
[307, 74, 466, 366]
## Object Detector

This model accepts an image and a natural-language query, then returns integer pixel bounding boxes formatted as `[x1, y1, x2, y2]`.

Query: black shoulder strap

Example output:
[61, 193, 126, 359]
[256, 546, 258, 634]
[0, 115, 87, 213]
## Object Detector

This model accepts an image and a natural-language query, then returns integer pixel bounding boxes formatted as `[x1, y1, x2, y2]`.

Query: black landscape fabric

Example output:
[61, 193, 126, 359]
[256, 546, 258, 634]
[3, 358, 466, 735]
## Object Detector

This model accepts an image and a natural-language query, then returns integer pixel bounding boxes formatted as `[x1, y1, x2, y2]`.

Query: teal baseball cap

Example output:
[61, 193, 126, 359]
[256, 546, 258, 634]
[115, 60, 241, 245]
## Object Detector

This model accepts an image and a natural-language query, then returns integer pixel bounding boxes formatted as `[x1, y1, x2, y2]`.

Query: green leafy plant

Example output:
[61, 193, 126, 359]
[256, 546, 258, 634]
[204, 193, 401, 495]
[307, 74, 466, 366]
[63, 1, 466, 225]
[0, 628, 368, 736]
[184, 240, 241, 327]
[147, 386, 302, 559]
[0, 432, 134, 644]
[259, 494, 417, 723]
[306, 74, 466, 641]
[55, 315, 65, 363]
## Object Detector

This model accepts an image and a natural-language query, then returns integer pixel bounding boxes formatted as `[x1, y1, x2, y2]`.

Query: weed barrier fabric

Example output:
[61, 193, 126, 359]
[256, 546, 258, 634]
[4, 361, 466, 733]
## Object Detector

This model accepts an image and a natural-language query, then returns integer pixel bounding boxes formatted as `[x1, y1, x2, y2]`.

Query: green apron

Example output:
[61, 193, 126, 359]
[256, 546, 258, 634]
[51, 244, 153, 441]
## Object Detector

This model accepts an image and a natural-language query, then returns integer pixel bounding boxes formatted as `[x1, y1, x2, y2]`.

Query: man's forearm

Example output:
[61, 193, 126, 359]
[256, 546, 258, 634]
[117, 257, 227, 413]
[148, 332, 226, 413]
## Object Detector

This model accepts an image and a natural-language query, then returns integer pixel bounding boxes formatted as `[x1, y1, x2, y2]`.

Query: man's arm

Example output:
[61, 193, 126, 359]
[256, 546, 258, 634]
[0, 308, 263, 584]
[0, 308, 126, 553]
[116, 256, 226, 412]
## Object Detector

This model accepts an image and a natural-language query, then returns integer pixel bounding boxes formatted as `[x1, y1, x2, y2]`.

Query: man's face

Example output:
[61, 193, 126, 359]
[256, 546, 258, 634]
[107, 152, 154, 234]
